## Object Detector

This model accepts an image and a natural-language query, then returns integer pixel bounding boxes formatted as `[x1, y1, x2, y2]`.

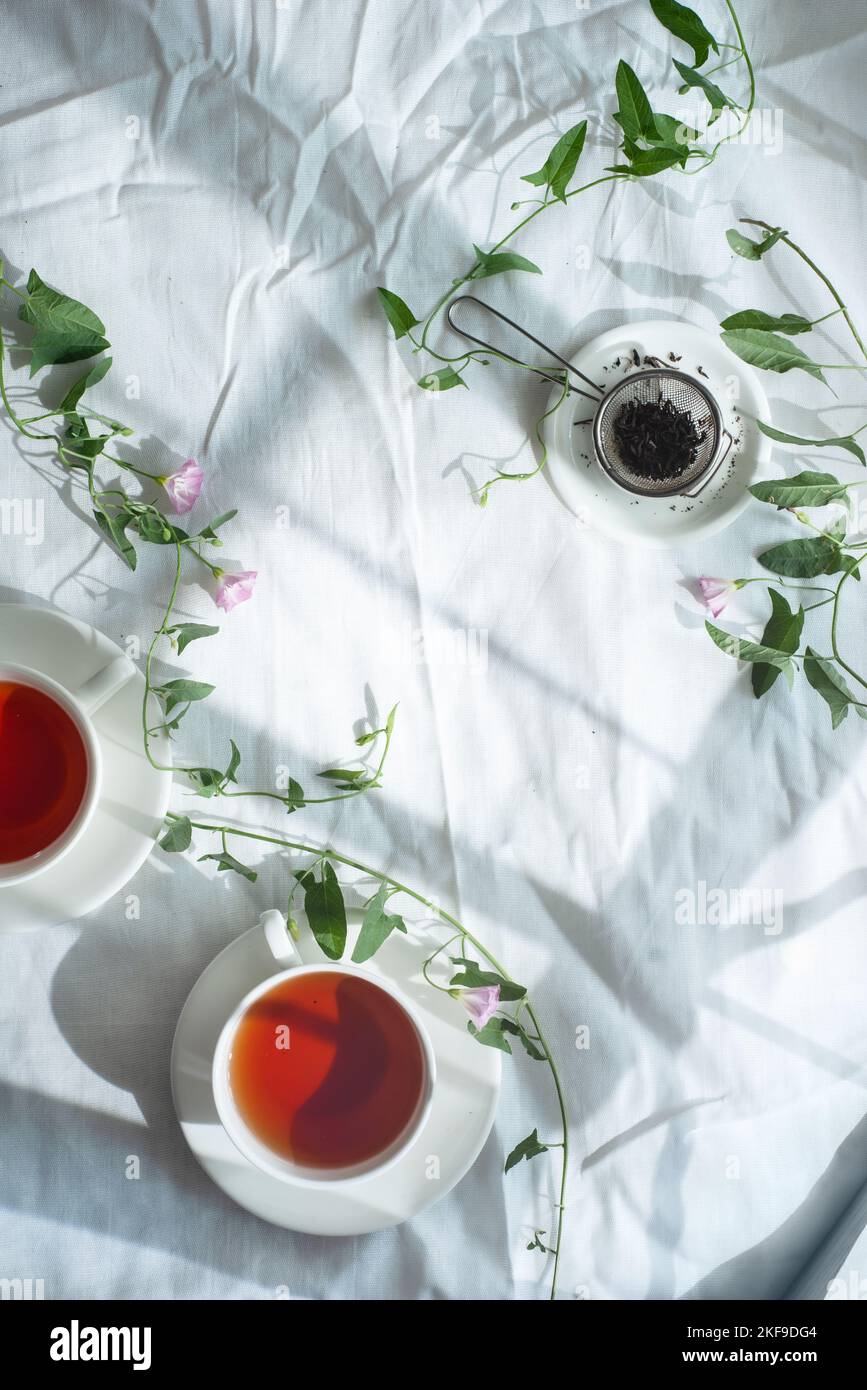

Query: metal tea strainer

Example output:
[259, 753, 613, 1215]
[446, 295, 733, 499]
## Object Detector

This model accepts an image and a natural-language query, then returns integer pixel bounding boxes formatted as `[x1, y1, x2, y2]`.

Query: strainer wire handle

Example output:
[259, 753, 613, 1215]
[446, 295, 605, 401]
[682, 427, 735, 498]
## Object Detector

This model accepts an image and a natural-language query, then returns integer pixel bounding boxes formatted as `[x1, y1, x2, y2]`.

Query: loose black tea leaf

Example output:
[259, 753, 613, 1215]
[613, 397, 705, 480]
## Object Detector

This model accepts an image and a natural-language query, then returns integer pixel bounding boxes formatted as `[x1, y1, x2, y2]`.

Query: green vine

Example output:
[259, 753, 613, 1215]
[378, 0, 755, 504]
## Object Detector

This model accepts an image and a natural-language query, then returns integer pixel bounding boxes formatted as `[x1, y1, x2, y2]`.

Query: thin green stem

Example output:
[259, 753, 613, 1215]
[741, 219, 867, 366]
[831, 567, 867, 691]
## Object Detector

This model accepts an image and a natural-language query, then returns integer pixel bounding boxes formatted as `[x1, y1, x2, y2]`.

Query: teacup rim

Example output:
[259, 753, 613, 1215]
[0, 662, 102, 887]
[212, 960, 437, 1188]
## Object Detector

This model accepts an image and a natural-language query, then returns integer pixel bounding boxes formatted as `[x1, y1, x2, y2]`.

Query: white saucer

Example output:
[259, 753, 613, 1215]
[171, 910, 502, 1235]
[545, 319, 772, 546]
[0, 603, 172, 932]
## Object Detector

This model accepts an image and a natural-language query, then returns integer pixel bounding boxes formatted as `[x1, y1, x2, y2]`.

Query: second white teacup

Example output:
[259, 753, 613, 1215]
[213, 911, 437, 1187]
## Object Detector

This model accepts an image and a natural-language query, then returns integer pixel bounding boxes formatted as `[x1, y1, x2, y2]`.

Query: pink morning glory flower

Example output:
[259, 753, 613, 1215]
[698, 577, 738, 620]
[458, 985, 500, 1029]
[162, 458, 204, 514]
[215, 569, 257, 612]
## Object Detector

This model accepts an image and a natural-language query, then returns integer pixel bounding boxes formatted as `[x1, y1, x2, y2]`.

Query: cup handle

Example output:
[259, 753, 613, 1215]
[260, 909, 301, 967]
[74, 655, 137, 717]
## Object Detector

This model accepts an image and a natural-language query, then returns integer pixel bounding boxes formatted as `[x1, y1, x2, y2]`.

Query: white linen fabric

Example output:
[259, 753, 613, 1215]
[1, 0, 866, 1301]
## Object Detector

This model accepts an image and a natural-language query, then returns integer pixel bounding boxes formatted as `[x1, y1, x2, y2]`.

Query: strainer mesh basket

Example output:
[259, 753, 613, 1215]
[593, 369, 721, 498]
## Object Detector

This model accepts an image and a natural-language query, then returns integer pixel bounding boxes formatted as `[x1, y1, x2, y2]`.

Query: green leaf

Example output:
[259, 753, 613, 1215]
[134, 510, 181, 545]
[376, 288, 419, 341]
[705, 621, 795, 684]
[721, 329, 829, 387]
[721, 310, 813, 336]
[470, 245, 542, 279]
[749, 471, 849, 510]
[757, 422, 866, 467]
[351, 884, 407, 964]
[650, 0, 719, 67]
[608, 146, 685, 177]
[672, 59, 735, 115]
[449, 961, 527, 1002]
[516, 1029, 546, 1062]
[758, 537, 839, 578]
[93, 508, 137, 570]
[751, 589, 805, 699]
[283, 777, 306, 811]
[186, 740, 242, 798]
[467, 1017, 513, 1054]
[520, 120, 587, 202]
[195, 509, 237, 542]
[726, 227, 785, 261]
[159, 816, 192, 853]
[198, 849, 257, 883]
[19, 269, 110, 375]
[65, 434, 110, 461]
[646, 112, 699, 147]
[504, 1128, 549, 1174]
[157, 678, 215, 715]
[614, 61, 658, 141]
[168, 622, 220, 655]
[299, 861, 347, 960]
[804, 647, 867, 729]
[57, 356, 113, 414]
[418, 367, 466, 392]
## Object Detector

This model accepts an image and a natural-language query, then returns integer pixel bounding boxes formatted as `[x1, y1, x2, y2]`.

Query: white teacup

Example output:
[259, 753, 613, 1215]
[0, 657, 136, 887]
[213, 910, 437, 1187]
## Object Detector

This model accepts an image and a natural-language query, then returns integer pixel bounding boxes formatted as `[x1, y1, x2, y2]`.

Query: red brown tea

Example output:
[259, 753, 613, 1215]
[0, 681, 89, 864]
[228, 971, 426, 1169]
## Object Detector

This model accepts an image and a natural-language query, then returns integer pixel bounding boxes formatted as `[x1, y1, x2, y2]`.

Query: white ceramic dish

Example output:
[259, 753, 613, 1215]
[544, 319, 773, 546]
[172, 907, 502, 1235]
[0, 603, 172, 931]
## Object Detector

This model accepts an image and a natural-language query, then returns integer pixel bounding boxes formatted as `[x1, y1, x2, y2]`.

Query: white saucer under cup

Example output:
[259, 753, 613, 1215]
[171, 909, 502, 1236]
[545, 319, 773, 546]
[0, 604, 172, 932]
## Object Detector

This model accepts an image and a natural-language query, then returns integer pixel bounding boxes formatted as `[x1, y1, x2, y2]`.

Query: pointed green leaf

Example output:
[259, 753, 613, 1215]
[448, 960, 526, 1002]
[158, 678, 215, 715]
[376, 287, 419, 341]
[615, 61, 658, 141]
[608, 146, 685, 177]
[758, 537, 839, 578]
[19, 269, 110, 375]
[168, 622, 220, 654]
[672, 59, 736, 115]
[751, 589, 805, 698]
[721, 329, 829, 386]
[756, 422, 866, 466]
[520, 120, 587, 202]
[300, 861, 347, 960]
[721, 310, 813, 336]
[650, 0, 719, 67]
[351, 884, 407, 964]
[159, 815, 192, 853]
[803, 648, 867, 728]
[93, 508, 137, 571]
[749, 472, 849, 510]
[504, 1128, 549, 1174]
[726, 227, 785, 261]
[706, 621, 795, 680]
[198, 849, 257, 883]
[467, 1017, 512, 1053]
[418, 367, 466, 392]
[58, 356, 113, 414]
[470, 246, 542, 278]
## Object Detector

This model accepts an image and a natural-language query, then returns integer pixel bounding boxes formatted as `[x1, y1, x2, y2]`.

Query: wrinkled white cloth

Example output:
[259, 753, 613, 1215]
[1, 0, 866, 1301]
